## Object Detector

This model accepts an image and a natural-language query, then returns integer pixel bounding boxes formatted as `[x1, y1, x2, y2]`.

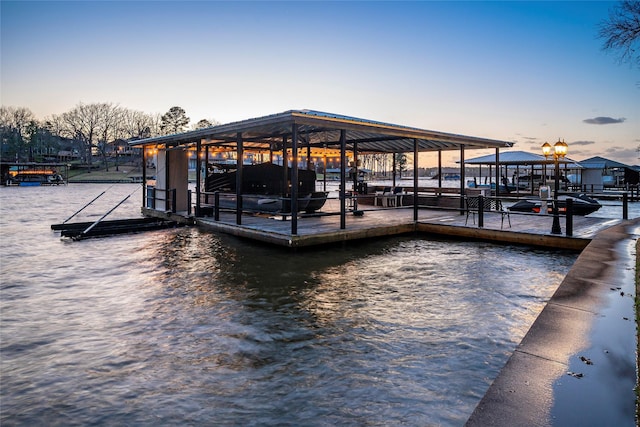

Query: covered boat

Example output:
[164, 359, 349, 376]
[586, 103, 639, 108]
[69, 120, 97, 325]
[6, 172, 64, 186]
[508, 193, 601, 216]
[205, 162, 328, 214]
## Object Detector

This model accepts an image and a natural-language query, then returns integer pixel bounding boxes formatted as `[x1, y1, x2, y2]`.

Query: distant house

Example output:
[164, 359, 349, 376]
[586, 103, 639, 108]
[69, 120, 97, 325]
[578, 156, 637, 190]
[56, 150, 80, 162]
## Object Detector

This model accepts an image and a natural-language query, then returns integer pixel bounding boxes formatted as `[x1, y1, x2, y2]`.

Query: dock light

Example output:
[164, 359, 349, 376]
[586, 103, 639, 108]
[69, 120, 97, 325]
[542, 139, 568, 234]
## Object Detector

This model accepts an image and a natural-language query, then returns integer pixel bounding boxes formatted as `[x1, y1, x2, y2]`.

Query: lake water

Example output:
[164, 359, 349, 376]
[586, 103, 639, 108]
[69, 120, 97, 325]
[0, 183, 593, 425]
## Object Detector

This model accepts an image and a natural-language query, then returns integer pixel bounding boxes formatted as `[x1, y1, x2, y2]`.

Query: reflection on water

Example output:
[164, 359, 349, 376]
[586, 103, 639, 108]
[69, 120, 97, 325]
[0, 184, 577, 426]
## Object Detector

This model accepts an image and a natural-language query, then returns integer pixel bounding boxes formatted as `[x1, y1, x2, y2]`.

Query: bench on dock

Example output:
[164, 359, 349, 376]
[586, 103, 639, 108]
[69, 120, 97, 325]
[465, 196, 511, 229]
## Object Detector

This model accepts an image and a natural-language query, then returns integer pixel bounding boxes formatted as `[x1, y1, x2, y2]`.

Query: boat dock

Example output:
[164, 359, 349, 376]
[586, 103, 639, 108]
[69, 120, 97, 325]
[126, 109, 632, 250]
[143, 200, 624, 250]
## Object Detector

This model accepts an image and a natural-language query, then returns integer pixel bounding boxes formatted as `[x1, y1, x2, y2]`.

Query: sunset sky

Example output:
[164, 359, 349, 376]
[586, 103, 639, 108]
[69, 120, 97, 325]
[2, 1, 638, 165]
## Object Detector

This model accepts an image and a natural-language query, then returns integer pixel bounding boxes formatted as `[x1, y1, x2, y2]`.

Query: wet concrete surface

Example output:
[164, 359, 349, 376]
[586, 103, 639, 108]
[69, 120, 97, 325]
[466, 218, 639, 426]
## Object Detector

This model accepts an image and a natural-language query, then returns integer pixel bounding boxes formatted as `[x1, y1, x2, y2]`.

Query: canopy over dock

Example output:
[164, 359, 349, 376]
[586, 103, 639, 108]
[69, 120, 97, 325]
[130, 109, 513, 154]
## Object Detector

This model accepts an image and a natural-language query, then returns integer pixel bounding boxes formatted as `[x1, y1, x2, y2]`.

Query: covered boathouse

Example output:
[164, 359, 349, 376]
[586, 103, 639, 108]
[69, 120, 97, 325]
[130, 109, 517, 247]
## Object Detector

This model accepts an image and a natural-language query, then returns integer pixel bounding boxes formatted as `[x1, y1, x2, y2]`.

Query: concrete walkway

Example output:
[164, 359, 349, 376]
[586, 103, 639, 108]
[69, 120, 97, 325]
[466, 218, 639, 426]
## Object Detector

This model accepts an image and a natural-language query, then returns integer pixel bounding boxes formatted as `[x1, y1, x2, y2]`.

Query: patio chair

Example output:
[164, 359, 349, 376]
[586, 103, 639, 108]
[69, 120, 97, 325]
[374, 187, 394, 207]
[392, 186, 404, 207]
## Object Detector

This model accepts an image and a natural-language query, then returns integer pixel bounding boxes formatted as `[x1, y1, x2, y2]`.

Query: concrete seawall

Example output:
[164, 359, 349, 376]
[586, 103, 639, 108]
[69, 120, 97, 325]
[466, 218, 639, 426]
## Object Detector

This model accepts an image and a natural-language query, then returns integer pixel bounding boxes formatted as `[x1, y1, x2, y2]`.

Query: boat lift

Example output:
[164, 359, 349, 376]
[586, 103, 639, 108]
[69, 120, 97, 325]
[52, 189, 182, 240]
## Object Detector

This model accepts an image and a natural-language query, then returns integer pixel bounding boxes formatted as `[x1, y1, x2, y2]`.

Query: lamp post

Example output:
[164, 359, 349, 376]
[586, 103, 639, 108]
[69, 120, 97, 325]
[541, 139, 568, 234]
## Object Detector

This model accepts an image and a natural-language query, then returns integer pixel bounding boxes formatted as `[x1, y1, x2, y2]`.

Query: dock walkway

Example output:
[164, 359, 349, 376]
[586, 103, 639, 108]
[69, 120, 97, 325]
[183, 201, 622, 249]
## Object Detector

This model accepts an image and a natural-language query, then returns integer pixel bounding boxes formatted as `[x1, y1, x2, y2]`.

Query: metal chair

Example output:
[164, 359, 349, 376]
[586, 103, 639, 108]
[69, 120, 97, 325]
[494, 199, 511, 229]
[374, 187, 393, 207]
[465, 196, 479, 225]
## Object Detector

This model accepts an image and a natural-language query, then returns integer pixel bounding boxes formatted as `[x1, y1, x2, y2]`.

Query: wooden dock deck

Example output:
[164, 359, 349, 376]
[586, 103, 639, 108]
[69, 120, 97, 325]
[151, 200, 623, 250]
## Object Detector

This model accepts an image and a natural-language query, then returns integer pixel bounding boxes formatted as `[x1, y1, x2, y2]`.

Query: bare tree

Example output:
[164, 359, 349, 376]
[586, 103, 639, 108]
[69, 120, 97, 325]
[95, 104, 124, 171]
[0, 106, 35, 134]
[4, 103, 188, 166]
[160, 106, 190, 134]
[147, 113, 163, 137]
[120, 109, 157, 140]
[44, 114, 65, 137]
[600, 0, 640, 67]
[61, 104, 98, 166]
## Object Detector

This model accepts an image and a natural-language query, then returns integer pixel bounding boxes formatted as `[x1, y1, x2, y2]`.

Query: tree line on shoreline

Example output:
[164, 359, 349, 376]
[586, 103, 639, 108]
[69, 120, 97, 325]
[0, 103, 218, 166]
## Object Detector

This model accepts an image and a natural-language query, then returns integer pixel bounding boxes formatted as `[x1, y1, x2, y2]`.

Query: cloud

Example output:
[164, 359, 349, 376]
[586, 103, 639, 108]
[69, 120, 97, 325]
[583, 116, 626, 125]
[571, 140, 596, 146]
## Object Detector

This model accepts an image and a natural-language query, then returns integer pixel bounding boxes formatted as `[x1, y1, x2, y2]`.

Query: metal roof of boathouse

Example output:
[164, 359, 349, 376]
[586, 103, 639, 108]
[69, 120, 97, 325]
[578, 156, 630, 170]
[463, 150, 580, 166]
[129, 109, 514, 153]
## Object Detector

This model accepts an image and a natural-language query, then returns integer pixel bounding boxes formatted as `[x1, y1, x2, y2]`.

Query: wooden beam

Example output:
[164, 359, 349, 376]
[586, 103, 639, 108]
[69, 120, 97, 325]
[459, 145, 465, 214]
[340, 130, 347, 229]
[414, 139, 419, 221]
[196, 139, 201, 215]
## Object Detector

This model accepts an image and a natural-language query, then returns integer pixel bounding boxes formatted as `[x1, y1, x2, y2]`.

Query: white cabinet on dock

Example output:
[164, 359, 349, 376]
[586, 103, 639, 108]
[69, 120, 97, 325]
[155, 149, 189, 212]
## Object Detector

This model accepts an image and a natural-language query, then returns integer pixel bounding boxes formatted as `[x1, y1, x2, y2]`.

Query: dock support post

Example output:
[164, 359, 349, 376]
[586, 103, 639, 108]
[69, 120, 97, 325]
[437, 150, 442, 189]
[413, 138, 418, 221]
[352, 142, 358, 211]
[392, 151, 397, 188]
[340, 130, 347, 230]
[495, 148, 500, 197]
[142, 146, 147, 207]
[196, 139, 201, 216]
[291, 124, 298, 235]
[214, 191, 220, 221]
[459, 145, 465, 215]
[566, 198, 573, 236]
[478, 195, 484, 228]
[623, 193, 628, 220]
[236, 132, 243, 225]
